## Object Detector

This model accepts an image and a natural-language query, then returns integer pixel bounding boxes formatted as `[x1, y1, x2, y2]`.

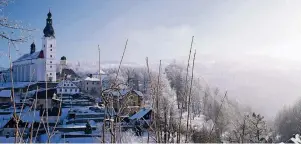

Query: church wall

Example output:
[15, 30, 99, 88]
[13, 59, 41, 82]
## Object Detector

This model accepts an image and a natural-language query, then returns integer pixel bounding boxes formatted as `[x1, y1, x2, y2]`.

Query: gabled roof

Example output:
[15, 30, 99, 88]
[103, 89, 144, 99]
[133, 90, 143, 97]
[13, 50, 44, 63]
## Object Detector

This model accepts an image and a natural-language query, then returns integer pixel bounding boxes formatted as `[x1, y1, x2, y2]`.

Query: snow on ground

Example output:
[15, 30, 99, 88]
[181, 112, 214, 131]
[290, 134, 301, 144]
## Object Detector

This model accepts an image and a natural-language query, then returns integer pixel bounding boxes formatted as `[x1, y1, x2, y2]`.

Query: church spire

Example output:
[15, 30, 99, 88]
[43, 10, 55, 38]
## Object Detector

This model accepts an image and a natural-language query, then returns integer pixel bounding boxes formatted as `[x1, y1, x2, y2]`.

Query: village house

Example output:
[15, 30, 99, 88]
[103, 89, 144, 115]
[56, 80, 80, 95]
[81, 74, 101, 95]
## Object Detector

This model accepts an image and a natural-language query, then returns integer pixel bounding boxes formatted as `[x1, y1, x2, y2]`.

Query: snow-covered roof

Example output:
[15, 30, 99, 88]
[0, 114, 12, 128]
[133, 90, 143, 97]
[0, 90, 11, 98]
[84, 77, 100, 81]
[72, 80, 81, 83]
[13, 50, 43, 63]
[19, 110, 41, 123]
[129, 108, 151, 120]
[0, 82, 36, 89]
[94, 70, 105, 75]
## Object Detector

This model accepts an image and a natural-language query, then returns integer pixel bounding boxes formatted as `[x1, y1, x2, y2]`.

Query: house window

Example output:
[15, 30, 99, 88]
[87, 88, 88, 91]
[92, 82, 94, 85]
[44, 44, 45, 47]
[65, 89, 67, 92]
[50, 61, 52, 63]
[64, 84, 66, 86]
[50, 49, 52, 51]
[87, 82, 88, 85]
[67, 84, 69, 86]
[71, 84, 73, 86]
[50, 73, 52, 75]
[50, 44, 52, 47]
[60, 89, 62, 92]
[70, 89, 73, 92]
[50, 55, 52, 58]
[50, 66, 52, 68]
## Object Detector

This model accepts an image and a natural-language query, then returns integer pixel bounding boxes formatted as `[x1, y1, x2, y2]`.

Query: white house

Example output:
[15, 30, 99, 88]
[56, 80, 80, 95]
[12, 11, 57, 82]
[81, 75, 101, 94]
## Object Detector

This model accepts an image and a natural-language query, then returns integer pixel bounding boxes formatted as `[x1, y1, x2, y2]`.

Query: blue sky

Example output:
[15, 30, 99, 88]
[0, 0, 138, 67]
[2, 0, 301, 68]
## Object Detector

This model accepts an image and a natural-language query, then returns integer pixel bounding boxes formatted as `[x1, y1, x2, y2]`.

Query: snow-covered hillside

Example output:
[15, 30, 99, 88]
[68, 54, 301, 120]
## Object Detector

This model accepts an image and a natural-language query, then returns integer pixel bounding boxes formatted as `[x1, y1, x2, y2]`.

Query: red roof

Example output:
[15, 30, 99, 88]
[38, 50, 44, 58]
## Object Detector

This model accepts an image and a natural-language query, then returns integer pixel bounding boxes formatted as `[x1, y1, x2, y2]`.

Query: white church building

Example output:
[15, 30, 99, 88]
[12, 11, 57, 82]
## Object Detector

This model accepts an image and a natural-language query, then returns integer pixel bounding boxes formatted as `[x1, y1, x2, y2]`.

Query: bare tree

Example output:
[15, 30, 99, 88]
[0, 0, 34, 43]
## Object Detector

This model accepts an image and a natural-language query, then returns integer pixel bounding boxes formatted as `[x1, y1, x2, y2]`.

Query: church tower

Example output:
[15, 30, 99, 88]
[60, 56, 67, 74]
[42, 10, 56, 82]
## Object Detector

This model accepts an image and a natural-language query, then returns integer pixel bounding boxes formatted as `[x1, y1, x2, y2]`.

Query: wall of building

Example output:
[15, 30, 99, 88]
[81, 80, 101, 95]
[56, 88, 79, 95]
